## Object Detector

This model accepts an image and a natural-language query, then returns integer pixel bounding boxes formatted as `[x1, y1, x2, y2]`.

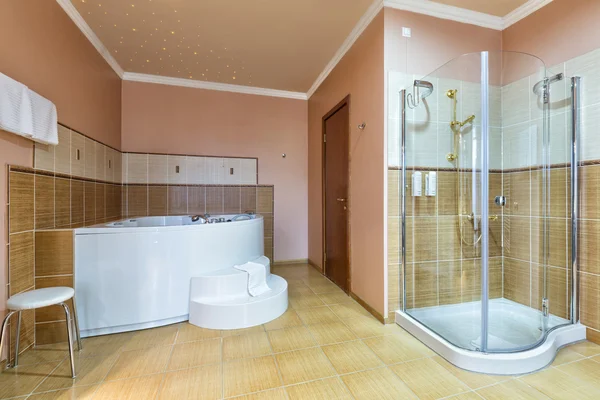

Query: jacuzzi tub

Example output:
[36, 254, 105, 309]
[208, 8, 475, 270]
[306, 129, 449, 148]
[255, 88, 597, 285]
[74, 214, 265, 337]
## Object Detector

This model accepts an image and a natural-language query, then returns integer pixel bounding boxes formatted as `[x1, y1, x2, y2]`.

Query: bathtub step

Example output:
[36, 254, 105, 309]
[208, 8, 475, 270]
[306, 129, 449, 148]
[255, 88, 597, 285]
[189, 274, 288, 330]
[189, 256, 271, 301]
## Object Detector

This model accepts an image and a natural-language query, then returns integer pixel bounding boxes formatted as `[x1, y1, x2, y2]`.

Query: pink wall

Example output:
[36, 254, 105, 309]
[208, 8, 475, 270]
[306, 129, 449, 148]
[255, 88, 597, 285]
[502, 0, 600, 67]
[121, 82, 308, 262]
[308, 12, 386, 314]
[0, 0, 122, 318]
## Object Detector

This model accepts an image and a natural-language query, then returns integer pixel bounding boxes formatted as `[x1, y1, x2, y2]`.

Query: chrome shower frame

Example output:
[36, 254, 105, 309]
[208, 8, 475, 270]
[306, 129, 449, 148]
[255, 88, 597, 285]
[398, 52, 582, 355]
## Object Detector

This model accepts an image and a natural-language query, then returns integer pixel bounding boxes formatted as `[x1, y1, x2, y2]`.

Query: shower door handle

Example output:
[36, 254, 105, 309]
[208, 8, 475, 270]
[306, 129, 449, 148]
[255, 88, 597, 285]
[336, 198, 346, 202]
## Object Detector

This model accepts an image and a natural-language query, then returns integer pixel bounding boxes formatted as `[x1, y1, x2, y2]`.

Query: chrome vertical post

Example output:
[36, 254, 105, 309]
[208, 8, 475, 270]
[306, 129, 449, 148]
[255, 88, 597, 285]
[480, 52, 490, 352]
[571, 76, 581, 324]
[400, 89, 407, 312]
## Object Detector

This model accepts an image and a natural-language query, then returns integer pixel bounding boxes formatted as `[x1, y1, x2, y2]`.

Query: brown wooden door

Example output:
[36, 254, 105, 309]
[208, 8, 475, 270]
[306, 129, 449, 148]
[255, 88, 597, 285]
[323, 97, 350, 292]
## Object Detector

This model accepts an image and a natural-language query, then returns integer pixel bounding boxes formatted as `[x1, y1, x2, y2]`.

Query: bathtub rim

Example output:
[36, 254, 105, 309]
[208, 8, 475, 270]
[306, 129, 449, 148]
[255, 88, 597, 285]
[74, 214, 264, 235]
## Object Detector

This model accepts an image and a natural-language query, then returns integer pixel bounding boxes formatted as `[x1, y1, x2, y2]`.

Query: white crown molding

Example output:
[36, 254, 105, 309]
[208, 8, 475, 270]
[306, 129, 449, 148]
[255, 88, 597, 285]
[122, 72, 308, 100]
[384, 0, 504, 30]
[55, 0, 124, 78]
[306, 0, 384, 99]
[503, 0, 554, 29]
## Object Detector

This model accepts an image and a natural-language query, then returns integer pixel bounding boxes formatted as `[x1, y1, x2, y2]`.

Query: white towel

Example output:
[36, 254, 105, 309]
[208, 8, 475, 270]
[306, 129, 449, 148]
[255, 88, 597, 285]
[0, 72, 58, 144]
[234, 261, 271, 297]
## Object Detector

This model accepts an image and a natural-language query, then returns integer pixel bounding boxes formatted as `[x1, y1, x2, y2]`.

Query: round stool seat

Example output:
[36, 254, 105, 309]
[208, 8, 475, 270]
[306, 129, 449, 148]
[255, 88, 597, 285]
[7, 287, 74, 310]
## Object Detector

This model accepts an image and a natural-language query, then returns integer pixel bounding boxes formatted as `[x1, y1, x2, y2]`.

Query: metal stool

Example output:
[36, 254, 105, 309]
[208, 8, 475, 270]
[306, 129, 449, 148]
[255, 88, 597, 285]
[0, 287, 82, 378]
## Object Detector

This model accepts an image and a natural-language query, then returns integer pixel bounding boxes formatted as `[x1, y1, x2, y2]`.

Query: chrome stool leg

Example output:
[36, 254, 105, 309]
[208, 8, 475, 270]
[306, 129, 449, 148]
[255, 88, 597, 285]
[60, 303, 76, 378]
[14, 311, 22, 367]
[0, 311, 16, 368]
[71, 297, 82, 351]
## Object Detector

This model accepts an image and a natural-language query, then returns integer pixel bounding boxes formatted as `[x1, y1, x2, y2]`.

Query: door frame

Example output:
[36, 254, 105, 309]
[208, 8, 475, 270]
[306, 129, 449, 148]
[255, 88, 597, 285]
[321, 94, 351, 292]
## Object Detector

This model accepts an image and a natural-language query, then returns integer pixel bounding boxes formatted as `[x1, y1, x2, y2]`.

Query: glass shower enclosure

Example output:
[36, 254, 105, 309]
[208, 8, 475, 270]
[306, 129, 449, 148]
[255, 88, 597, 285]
[395, 51, 585, 371]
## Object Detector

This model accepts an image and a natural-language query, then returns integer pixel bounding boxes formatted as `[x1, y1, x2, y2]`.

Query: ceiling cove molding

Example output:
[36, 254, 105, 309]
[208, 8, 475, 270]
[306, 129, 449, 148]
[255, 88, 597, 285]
[503, 0, 554, 29]
[383, 0, 504, 30]
[306, 0, 384, 99]
[55, 0, 124, 78]
[122, 72, 308, 100]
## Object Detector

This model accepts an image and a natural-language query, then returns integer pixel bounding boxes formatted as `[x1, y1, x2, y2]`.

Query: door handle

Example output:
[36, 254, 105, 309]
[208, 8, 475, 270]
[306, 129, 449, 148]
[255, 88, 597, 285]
[336, 198, 346, 202]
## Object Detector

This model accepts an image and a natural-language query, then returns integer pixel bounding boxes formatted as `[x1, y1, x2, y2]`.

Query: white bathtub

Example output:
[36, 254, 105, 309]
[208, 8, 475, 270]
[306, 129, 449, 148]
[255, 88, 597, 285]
[74, 214, 265, 337]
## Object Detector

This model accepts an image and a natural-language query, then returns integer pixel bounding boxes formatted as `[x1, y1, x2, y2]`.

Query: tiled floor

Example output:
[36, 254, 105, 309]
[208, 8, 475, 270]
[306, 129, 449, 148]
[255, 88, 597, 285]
[1, 264, 600, 399]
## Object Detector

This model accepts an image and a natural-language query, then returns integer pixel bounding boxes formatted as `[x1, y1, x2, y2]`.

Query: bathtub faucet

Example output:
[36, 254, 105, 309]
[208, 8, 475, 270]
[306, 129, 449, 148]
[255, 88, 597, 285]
[191, 214, 211, 223]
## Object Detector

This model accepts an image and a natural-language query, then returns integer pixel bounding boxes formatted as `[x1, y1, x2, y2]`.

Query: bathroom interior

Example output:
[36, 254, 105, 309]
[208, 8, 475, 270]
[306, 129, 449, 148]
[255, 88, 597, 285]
[1, 0, 600, 399]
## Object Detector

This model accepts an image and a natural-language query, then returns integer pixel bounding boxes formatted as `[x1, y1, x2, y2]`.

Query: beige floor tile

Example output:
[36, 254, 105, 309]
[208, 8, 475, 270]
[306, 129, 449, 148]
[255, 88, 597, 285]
[341, 367, 418, 399]
[304, 278, 341, 294]
[322, 340, 383, 374]
[344, 315, 403, 338]
[267, 326, 317, 353]
[221, 325, 266, 337]
[167, 337, 221, 370]
[317, 292, 353, 305]
[223, 332, 272, 361]
[105, 345, 172, 381]
[94, 374, 164, 399]
[307, 322, 357, 345]
[35, 356, 115, 393]
[121, 325, 178, 351]
[275, 347, 336, 385]
[76, 333, 132, 359]
[12, 344, 68, 366]
[159, 364, 221, 400]
[476, 379, 550, 400]
[520, 367, 592, 400]
[552, 348, 585, 366]
[329, 302, 371, 319]
[285, 377, 353, 399]
[288, 293, 325, 309]
[27, 385, 98, 400]
[446, 393, 485, 400]
[176, 323, 221, 343]
[223, 356, 281, 398]
[287, 283, 314, 295]
[556, 358, 600, 384]
[390, 357, 470, 400]
[566, 340, 600, 357]
[0, 362, 59, 399]
[364, 333, 433, 365]
[227, 388, 287, 399]
[296, 306, 340, 325]
[263, 309, 303, 331]
[432, 355, 508, 389]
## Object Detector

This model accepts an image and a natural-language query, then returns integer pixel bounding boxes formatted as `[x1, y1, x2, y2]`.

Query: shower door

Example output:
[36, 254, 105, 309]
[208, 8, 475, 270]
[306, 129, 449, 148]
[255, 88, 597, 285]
[400, 51, 570, 353]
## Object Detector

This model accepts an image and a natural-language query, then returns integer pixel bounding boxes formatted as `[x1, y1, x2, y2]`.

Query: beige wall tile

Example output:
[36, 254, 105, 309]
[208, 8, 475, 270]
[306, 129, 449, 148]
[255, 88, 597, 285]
[580, 272, 600, 331]
[205, 157, 224, 184]
[223, 157, 241, 184]
[168, 186, 187, 215]
[168, 155, 187, 184]
[257, 186, 273, 213]
[188, 186, 206, 214]
[55, 125, 71, 175]
[95, 183, 106, 220]
[149, 186, 168, 216]
[70, 131, 85, 178]
[127, 153, 148, 184]
[241, 158, 258, 185]
[71, 180, 84, 226]
[186, 156, 206, 184]
[84, 137, 96, 180]
[95, 143, 106, 181]
[148, 154, 168, 184]
[224, 186, 241, 213]
[54, 178, 70, 227]
[105, 148, 117, 183]
[206, 186, 224, 214]
[127, 185, 148, 217]
[34, 142, 54, 172]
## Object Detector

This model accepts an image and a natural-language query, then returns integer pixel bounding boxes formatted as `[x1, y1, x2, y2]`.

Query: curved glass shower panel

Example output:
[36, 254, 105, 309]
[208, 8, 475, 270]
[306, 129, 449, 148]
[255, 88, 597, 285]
[403, 53, 485, 351]
[401, 51, 572, 354]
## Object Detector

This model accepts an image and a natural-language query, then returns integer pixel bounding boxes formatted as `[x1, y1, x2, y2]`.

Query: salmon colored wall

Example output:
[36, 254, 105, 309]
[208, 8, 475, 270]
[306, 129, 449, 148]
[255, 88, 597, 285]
[385, 8, 502, 75]
[502, 0, 600, 68]
[121, 81, 308, 262]
[0, 0, 122, 148]
[308, 12, 386, 314]
[0, 1, 122, 319]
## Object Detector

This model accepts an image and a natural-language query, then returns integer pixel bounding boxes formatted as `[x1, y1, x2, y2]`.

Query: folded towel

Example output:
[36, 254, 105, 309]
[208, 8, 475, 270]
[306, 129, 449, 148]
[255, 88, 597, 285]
[234, 261, 271, 297]
[0, 72, 58, 144]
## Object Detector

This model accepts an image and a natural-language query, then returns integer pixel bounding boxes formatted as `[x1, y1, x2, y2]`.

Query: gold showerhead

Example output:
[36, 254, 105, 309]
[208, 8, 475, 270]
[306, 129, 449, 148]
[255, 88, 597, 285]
[446, 89, 457, 99]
